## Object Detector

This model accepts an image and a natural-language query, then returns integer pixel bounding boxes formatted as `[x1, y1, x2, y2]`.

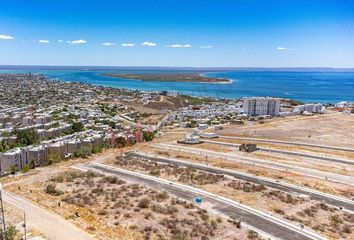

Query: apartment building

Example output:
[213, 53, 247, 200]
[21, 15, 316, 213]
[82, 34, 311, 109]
[243, 97, 281, 117]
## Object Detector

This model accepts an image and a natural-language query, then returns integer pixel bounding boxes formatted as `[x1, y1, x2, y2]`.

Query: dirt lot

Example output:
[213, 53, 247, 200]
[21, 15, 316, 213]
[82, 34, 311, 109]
[211, 137, 354, 160]
[135, 146, 354, 199]
[171, 141, 354, 176]
[8, 170, 255, 240]
[113, 153, 354, 240]
[216, 113, 354, 148]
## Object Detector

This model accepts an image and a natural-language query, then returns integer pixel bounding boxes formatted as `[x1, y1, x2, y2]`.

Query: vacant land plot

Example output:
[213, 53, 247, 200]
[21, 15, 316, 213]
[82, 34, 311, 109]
[211, 137, 354, 160]
[178, 141, 354, 176]
[114, 153, 354, 240]
[7, 169, 256, 240]
[137, 146, 354, 199]
[217, 113, 354, 148]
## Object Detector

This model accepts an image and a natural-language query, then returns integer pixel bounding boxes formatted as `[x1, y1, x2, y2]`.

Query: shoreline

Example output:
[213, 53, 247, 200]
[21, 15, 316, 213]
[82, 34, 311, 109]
[102, 73, 232, 84]
[0, 70, 351, 104]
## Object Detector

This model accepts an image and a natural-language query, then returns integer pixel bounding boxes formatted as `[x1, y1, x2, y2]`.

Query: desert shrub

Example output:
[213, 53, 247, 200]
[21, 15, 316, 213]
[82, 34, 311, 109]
[317, 202, 329, 211]
[65, 171, 83, 182]
[273, 208, 285, 215]
[51, 175, 64, 183]
[92, 187, 104, 194]
[149, 169, 160, 176]
[171, 231, 188, 240]
[45, 184, 63, 196]
[200, 213, 209, 221]
[22, 165, 30, 173]
[329, 215, 343, 227]
[138, 198, 150, 208]
[155, 191, 168, 201]
[98, 209, 108, 215]
[247, 230, 258, 239]
[85, 170, 98, 178]
[342, 224, 352, 234]
[104, 176, 118, 184]
[210, 220, 217, 229]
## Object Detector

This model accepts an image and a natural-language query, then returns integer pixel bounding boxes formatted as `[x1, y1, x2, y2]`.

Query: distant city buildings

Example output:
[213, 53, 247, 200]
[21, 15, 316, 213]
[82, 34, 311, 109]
[243, 97, 281, 117]
[161, 90, 178, 97]
[293, 104, 325, 114]
[0, 73, 157, 175]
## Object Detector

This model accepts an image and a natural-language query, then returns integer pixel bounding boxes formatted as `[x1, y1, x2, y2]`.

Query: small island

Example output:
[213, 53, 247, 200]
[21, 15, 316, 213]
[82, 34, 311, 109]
[103, 73, 231, 83]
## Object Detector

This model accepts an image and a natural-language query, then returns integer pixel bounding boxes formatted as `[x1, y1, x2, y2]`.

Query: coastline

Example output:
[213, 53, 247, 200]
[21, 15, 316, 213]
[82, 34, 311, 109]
[199, 72, 234, 84]
[0, 69, 353, 103]
[102, 73, 232, 84]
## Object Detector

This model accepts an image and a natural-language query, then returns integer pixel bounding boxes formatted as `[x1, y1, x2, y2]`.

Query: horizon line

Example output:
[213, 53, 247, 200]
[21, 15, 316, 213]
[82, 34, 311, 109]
[0, 64, 354, 71]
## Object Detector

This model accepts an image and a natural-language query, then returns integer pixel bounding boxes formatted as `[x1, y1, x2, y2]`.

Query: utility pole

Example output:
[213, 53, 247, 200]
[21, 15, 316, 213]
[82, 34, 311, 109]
[0, 189, 6, 240]
[23, 211, 27, 240]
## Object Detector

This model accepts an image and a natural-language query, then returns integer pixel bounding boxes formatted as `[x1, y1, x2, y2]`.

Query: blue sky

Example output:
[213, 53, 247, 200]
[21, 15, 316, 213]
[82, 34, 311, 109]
[0, 0, 354, 67]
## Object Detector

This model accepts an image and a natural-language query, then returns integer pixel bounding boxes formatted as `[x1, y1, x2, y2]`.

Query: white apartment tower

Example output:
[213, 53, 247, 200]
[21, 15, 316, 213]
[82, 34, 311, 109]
[243, 97, 280, 116]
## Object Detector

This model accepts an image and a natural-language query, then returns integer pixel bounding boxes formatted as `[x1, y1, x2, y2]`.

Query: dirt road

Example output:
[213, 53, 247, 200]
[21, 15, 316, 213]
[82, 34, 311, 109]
[3, 191, 94, 240]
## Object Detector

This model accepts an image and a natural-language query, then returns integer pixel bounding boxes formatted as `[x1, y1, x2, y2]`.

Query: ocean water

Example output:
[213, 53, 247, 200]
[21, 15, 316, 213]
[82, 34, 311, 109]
[1, 68, 354, 103]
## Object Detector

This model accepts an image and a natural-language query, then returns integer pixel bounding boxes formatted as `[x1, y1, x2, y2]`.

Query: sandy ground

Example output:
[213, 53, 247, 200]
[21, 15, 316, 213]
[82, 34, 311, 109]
[3, 190, 94, 240]
[112, 153, 354, 240]
[136, 145, 354, 199]
[216, 112, 354, 148]
[168, 141, 354, 177]
[211, 137, 354, 160]
[2, 111, 353, 239]
[1, 143, 256, 240]
[0, 147, 135, 240]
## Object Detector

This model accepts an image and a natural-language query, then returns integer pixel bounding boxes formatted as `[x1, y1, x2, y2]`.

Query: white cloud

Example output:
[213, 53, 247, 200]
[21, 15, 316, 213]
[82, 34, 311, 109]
[141, 41, 157, 47]
[277, 46, 295, 51]
[200, 45, 212, 49]
[166, 44, 192, 48]
[121, 43, 135, 47]
[38, 39, 50, 44]
[0, 34, 14, 40]
[102, 42, 116, 46]
[67, 39, 87, 45]
[58, 40, 64, 43]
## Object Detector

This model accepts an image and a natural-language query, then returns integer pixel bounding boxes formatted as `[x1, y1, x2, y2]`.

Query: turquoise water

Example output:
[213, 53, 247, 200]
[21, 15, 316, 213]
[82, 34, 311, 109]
[1, 68, 354, 103]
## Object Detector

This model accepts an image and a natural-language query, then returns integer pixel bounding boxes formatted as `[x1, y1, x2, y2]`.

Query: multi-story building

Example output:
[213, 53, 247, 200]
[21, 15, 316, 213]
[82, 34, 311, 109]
[243, 97, 281, 117]
[293, 104, 325, 113]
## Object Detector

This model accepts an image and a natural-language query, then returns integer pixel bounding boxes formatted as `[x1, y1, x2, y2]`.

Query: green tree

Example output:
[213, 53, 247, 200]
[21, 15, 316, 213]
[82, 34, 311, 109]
[4, 224, 17, 240]
[29, 159, 36, 169]
[0, 141, 10, 153]
[143, 131, 155, 142]
[9, 165, 17, 175]
[73, 148, 89, 158]
[13, 128, 39, 146]
[71, 122, 84, 133]
[22, 164, 30, 173]
[48, 154, 61, 164]
[116, 136, 127, 148]
[91, 146, 102, 154]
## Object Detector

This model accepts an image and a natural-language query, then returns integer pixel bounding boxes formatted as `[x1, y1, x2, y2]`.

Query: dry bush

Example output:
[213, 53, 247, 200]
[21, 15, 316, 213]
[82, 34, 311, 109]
[138, 198, 150, 208]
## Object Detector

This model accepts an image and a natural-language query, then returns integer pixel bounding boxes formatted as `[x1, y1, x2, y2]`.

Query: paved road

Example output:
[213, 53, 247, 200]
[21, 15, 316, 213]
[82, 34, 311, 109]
[2, 191, 94, 240]
[129, 152, 354, 211]
[203, 139, 354, 166]
[83, 163, 326, 240]
[154, 143, 354, 186]
[220, 136, 354, 153]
